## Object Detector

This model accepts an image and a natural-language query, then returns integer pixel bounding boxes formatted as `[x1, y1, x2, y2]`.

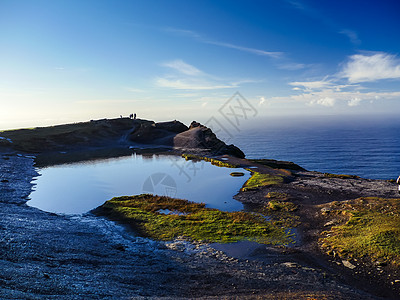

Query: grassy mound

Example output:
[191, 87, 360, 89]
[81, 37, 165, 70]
[241, 171, 284, 191]
[181, 154, 239, 168]
[93, 194, 291, 244]
[320, 197, 400, 266]
[0, 118, 137, 152]
[323, 173, 359, 179]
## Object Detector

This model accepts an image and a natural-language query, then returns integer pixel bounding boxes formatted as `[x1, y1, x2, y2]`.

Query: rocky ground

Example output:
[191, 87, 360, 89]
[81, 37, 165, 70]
[228, 156, 400, 299]
[1, 151, 398, 299]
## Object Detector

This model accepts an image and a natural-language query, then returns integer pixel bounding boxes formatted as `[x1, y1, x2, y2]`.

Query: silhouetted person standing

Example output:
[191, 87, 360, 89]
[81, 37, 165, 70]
[134, 113, 136, 120]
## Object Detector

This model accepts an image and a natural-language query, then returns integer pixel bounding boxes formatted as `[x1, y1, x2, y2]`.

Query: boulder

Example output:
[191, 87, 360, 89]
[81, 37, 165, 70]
[154, 121, 188, 133]
[173, 121, 245, 158]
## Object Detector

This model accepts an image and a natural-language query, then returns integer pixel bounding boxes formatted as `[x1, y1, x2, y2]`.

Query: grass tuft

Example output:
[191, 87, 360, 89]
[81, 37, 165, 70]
[182, 154, 239, 168]
[323, 173, 359, 179]
[266, 200, 297, 212]
[320, 197, 400, 266]
[241, 171, 284, 191]
[93, 194, 292, 245]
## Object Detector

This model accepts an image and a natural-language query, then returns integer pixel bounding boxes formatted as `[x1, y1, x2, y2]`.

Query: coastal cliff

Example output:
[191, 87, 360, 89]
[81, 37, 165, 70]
[0, 118, 244, 158]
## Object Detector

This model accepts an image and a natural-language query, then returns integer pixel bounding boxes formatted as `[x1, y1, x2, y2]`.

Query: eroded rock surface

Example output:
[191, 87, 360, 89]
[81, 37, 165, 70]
[0, 153, 385, 299]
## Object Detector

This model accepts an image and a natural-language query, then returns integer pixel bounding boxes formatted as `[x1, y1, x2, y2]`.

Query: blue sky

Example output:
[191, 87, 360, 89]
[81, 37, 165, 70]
[1, 0, 400, 129]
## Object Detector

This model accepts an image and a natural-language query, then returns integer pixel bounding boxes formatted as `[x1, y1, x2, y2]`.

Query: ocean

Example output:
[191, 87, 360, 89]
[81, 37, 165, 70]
[228, 116, 400, 180]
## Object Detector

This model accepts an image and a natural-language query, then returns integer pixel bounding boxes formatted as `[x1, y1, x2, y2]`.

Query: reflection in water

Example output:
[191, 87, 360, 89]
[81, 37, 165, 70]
[28, 154, 250, 215]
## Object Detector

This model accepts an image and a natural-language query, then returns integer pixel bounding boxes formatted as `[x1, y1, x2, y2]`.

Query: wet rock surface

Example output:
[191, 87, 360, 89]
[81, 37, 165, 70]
[0, 153, 393, 299]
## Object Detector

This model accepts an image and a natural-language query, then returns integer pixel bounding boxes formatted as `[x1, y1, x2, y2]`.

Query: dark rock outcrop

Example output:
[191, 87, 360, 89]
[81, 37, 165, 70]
[173, 121, 245, 158]
[128, 120, 188, 146]
[154, 120, 188, 133]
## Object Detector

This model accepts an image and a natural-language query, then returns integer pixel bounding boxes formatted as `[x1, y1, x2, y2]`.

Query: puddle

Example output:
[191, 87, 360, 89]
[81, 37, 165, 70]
[157, 209, 187, 216]
[28, 154, 250, 215]
[210, 240, 264, 259]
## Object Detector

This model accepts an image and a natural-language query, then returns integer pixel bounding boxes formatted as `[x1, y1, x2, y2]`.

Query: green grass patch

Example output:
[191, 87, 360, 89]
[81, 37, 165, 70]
[93, 194, 291, 245]
[266, 200, 297, 212]
[182, 154, 239, 168]
[320, 197, 400, 266]
[323, 173, 359, 179]
[266, 192, 289, 200]
[241, 171, 284, 191]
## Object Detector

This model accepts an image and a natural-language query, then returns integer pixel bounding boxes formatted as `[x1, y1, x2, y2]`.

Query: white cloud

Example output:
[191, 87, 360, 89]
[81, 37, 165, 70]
[207, 41, 283, 59]
[288, 89, 400, 107]
[278, 63, 307, 70]
[285, 52, 400, 109]
[309, 97, 336, 107]
[165, 27, 283, 59]
[339, 29, 361, 45]
[341, 53, 400, 83]
[157, 59, 255, 91]
[289, 79, 332, 90]
[348, 97, 362, 107]
[155, 78, 235, 90]
[162, 59, 203, 76]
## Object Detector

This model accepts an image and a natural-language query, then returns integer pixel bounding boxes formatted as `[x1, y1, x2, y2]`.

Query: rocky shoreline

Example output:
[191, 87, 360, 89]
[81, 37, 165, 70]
[1, 119, 399, 299]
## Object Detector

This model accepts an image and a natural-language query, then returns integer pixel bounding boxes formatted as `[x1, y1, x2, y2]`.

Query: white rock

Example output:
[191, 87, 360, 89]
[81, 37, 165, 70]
[342, 260, 356, 269]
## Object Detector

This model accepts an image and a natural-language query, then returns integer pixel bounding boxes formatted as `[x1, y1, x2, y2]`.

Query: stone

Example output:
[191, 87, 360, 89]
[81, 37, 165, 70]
[324, 220, 338, 227]
[342, 260, 356, 269]
[321, 207, 331, 215]
[281, 262, 299, 268]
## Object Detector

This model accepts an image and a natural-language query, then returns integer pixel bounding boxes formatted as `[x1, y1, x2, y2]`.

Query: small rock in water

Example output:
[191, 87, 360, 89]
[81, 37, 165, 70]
[342, 260, 356, 269]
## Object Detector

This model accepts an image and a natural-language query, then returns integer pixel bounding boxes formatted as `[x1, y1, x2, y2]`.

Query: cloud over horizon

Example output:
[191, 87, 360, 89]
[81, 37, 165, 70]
[341, 53, 400, 83]
[286, 52, 400, 107]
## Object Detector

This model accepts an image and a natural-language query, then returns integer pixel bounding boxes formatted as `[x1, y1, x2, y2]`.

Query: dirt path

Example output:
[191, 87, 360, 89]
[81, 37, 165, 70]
[0, 151, 395, 299]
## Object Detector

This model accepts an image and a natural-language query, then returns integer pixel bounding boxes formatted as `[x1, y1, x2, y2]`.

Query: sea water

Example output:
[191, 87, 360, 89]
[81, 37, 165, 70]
[231, 116, 400, 180]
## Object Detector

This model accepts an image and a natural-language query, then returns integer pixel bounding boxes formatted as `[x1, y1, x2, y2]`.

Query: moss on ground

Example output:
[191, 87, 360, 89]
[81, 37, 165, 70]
[93, 194, 292, 245]
[182, 154, 239, 168]
[266, 192, 289, 200]
[320, 197, 400, 266]
[323, 173, 359, 179]
[266, 200, 297, 212]
[241, 171, 284, 191]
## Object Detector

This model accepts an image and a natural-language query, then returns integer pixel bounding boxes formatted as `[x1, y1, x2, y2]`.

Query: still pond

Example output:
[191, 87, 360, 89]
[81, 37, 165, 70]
[28, 154, 250, 215]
